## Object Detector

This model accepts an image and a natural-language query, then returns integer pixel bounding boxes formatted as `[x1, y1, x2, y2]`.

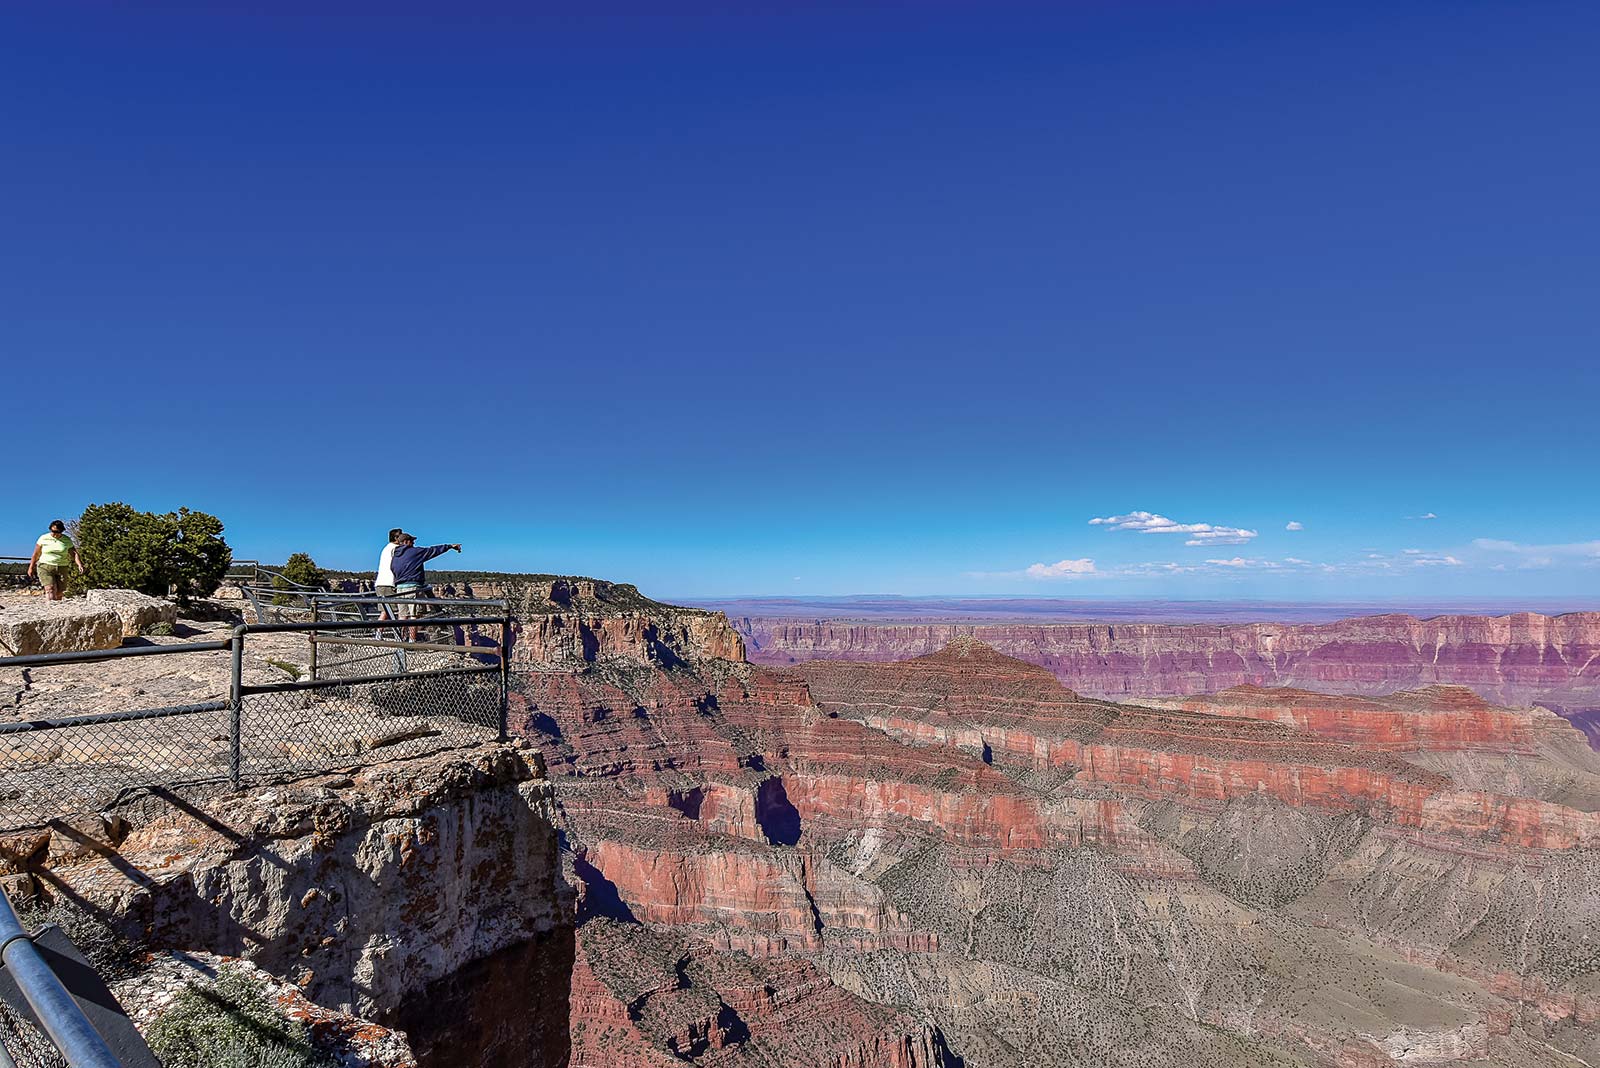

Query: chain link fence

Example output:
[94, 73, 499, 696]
[237, 662, 504, 782]
[0, 996, 68, 1068]
[0, 601, 511, 833]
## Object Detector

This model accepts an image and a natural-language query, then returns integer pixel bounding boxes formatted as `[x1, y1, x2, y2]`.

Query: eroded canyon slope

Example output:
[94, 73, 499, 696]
[512, 589, 1600, 1067]
[732, 612, 1600, 732]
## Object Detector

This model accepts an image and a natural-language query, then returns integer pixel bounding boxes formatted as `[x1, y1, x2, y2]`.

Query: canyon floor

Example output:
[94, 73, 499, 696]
[6, 581, 1599, 1067]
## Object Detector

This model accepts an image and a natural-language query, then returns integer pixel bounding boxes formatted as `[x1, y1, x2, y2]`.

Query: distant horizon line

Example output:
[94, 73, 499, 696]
[676, 593, 1599, 606]
[670, 592, 1599, 624]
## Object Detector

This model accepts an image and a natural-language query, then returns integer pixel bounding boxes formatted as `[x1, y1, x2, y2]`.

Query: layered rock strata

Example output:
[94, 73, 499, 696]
[516, 614, 1600, 1066]
[735, 611, 1600, 723]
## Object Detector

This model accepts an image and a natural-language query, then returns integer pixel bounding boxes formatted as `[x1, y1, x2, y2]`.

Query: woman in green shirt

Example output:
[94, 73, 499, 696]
[28, 519, 86, 600]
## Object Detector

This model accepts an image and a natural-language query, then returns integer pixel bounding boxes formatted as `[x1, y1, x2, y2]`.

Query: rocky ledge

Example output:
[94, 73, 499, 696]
[5, 742, 573, 1068]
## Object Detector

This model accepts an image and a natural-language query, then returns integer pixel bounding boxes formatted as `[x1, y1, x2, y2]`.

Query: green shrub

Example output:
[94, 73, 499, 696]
[145, 965, 335, 1068]
[143, 621, 176, 637]
[70, 503, 232, 604]
[272, 552, 325, 606]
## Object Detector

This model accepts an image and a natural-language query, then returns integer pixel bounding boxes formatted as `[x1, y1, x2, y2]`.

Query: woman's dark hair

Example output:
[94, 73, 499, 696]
[49, 519, 66, 533]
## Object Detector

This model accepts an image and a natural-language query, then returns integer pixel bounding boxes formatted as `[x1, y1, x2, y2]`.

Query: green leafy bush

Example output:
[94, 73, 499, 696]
[272, 552, 325, 605]
[69, 503, 232, 604]
[143, 621, 176, 637]
[145, 965, 335, 1068]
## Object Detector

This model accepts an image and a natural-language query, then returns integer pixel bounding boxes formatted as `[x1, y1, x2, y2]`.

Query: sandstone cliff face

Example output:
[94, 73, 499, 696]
[736, 612, 1600, 726]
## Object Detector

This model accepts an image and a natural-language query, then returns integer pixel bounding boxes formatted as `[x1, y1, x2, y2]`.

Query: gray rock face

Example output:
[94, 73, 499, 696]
[0, 598, 122, 657]
[86, 589, 178, 638]
[43, 745, 571, 1030]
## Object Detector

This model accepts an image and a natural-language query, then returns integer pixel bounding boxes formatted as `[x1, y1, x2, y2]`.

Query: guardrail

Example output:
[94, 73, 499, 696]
[221, 559, 262, 584]
[0, 600, 513, 832]
[0, 889, 127, 1068]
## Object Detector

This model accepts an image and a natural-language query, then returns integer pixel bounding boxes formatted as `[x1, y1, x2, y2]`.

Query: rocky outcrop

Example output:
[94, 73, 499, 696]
[735, 611, 1600, 725]
[114, 951, 419, 1068]
[86, 588, 178, 637]
[0, 597, 123, 656]
[514, 610, 743, 669]
[571, 919, 950, 1068]
[25, 744, 574, 1068]
[381, 574, 747, 668]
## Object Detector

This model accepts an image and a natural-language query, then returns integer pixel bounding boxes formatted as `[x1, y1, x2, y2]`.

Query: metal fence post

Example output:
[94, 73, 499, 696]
[229, 625, 245, 787]
[308, 599, 318, 684]
[498, 615, 511, 741]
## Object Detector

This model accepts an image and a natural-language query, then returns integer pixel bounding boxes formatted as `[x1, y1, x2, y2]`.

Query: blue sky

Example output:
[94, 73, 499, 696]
[4, 3, 1597, 602]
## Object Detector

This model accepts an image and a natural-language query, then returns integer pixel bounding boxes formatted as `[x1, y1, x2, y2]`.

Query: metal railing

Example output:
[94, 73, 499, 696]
[220, 559, 262, 585]
[0, 600, 513, 832]
[0, 892, 123, 1068]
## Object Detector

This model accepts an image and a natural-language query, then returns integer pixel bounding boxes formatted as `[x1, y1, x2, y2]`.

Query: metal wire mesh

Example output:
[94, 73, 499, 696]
[0, 609, 508, 833]
[312, 617, 507, 680]
[237, 665, 503, 781]
[0, 704, 232, 831]
[240, 587, 508, 629]
[0, 995, 69, 1068]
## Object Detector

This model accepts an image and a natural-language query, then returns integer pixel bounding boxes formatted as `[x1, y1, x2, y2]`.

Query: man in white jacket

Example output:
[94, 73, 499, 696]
[375, 528, 402, 597]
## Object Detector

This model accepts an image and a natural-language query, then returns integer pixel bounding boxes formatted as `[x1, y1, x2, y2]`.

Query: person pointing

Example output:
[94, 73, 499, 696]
[388, 533, 461, 636]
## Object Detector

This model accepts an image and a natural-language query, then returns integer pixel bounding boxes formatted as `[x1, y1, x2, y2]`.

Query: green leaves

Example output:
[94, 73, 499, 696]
[72, 502, 233, 604]
[271, 552, 325, 605]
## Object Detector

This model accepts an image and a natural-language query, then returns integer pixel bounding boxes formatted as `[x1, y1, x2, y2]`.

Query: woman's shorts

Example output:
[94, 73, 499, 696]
[36, 563, 64, 588]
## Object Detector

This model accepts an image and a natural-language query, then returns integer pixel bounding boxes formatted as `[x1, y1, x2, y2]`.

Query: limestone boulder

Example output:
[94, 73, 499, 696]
[86, 588, 178, 638]
[0, 599, 122, 657]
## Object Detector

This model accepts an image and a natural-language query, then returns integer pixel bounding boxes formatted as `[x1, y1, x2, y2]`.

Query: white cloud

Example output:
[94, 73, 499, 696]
[1285, 521, 1303, 531]
[1471, 538, 1600, 570]
[1411, 554, 1463, 567]
[1089, 510, 1258, 546]
[1023, 558, 1098, 580]
[1284, 557, 1311, 565]
[1406, 512, 1439, 520]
